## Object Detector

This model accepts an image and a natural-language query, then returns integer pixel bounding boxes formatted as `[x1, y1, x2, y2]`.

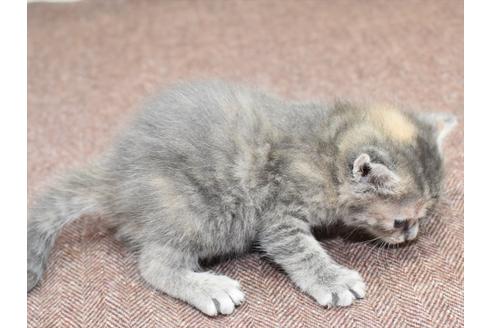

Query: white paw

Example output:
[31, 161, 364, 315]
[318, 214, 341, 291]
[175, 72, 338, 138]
[307, 268, 366, 307]
[186, 272, 245, 316]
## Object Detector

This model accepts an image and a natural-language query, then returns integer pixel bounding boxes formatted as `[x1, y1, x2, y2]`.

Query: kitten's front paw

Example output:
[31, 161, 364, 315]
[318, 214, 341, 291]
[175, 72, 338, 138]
[187, 273, 245, 316]
[307, 268, 366, 307]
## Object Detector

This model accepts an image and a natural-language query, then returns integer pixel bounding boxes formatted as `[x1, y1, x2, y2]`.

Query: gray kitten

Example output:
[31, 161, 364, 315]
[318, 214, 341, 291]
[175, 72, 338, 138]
[27, 81, 456, 316]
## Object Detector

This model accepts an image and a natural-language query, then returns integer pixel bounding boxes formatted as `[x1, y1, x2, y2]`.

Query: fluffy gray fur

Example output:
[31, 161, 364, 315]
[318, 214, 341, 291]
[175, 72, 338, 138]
[27, 81, 456, 316]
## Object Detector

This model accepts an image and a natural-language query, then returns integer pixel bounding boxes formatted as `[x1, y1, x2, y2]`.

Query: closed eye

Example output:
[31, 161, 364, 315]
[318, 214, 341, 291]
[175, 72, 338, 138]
[394, 219, 406, 229]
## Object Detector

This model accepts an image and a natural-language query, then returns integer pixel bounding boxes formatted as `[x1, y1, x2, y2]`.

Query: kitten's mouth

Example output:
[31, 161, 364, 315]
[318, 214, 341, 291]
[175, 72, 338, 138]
[378, 232, 419, 246]
[361, 224, 419, 245]
[364, 228, 415, 246]
[340, 224, 417, 246]
[379, 235, 406, 245]
[380, 225, 419, 245]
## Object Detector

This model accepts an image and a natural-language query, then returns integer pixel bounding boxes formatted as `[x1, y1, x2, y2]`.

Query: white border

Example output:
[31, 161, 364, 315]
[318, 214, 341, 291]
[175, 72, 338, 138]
[465, 1, 492, 327]
[0, 1, 27, 327]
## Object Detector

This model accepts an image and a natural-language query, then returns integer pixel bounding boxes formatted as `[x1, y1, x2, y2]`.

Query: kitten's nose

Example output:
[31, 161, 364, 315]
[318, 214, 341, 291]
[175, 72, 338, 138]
[404, 221, 419, 241]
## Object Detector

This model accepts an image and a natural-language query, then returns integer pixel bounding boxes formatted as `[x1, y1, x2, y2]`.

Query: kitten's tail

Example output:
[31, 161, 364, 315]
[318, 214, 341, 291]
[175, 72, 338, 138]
[27, 164, 109, 292]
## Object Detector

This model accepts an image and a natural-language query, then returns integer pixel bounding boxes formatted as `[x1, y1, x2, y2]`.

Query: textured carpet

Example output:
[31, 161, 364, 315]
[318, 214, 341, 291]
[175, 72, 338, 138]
[27, 0, 463, 327]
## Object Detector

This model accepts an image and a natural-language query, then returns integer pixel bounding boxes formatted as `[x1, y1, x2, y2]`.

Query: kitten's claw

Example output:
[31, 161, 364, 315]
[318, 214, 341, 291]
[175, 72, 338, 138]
[307, 268, 366, 308]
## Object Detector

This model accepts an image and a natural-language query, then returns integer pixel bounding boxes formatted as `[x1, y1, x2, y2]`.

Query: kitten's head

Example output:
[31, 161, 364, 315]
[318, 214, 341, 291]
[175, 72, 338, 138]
[338, 109, 457, 245]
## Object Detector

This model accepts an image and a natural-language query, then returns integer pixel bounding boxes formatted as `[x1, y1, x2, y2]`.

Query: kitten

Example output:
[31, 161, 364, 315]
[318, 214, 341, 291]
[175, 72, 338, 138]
[27, 81, 457, 316]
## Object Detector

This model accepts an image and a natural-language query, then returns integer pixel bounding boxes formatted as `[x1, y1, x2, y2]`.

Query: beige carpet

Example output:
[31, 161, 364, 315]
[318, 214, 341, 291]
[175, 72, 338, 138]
[27, 0, 464, 327]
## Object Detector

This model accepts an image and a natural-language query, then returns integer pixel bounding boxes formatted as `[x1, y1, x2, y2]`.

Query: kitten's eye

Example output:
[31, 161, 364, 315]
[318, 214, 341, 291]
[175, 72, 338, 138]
[394, 219, 406, 229]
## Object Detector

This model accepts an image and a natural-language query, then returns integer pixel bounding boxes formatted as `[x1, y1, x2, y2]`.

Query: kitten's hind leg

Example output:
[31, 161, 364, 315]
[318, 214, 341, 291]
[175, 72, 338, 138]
[138, 244, 245, 316]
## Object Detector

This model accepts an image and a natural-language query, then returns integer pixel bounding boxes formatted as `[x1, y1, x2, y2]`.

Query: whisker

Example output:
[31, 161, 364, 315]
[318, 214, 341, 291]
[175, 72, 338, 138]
[341, 227, 359, 240]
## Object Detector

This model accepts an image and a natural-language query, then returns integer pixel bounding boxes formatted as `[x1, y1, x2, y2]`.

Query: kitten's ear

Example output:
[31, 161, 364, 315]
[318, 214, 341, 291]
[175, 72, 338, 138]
[416, 112, 458, 151]
[352, 153, 400, 190]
